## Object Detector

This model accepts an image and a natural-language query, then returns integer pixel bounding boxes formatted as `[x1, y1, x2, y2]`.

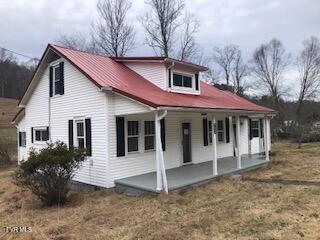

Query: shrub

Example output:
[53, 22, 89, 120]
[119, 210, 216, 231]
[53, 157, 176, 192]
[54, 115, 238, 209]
[15, 141, 86, 206]
[300, 132, 320, 143]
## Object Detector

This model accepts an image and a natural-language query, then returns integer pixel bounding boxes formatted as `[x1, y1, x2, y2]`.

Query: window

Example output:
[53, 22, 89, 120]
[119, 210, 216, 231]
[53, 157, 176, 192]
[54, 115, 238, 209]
[144, 121, 155, 150]
[251, 120, 259, 138]
[208, 121, 213, 144]
[34, 128, 49, 142]
[53, 65, 61, 95]
[217, 120, 224, 142]
[172, 73, 193, 88]
[127, 121, 139, 152]
[19, 132, 26, 147]
[75, 120, 85, 148]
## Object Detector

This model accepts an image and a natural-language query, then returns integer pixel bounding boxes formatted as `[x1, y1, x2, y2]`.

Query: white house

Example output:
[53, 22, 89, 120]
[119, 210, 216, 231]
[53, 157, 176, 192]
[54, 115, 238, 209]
[13, 44, 275, 194]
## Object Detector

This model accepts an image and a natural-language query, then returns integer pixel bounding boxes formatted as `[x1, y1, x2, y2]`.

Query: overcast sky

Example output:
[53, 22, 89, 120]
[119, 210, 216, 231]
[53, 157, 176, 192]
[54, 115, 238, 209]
[1, 0, 320, 97]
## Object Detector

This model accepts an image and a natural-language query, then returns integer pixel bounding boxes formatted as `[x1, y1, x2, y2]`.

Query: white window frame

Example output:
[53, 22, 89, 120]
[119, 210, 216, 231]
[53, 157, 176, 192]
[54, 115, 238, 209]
[126, 120, 140, 153]
[74, 119, 86, 149]
[170, 70, 199, 94]
[217, 120, 225, 143]
[144, 120, 155, 151]
[251, 119, 260, 138]
[33, 127, 48, 144]
[52, 64, 61, 96]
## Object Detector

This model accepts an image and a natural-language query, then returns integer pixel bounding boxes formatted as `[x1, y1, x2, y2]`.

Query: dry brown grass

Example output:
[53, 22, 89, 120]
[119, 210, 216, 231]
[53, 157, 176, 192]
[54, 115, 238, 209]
[0, 142, 320, 240]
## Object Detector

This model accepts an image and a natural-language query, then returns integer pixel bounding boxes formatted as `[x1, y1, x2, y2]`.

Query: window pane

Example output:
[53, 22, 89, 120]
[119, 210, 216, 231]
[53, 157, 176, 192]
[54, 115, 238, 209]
[252, 129, 259, 138]
[78, 138, 85, 148]
[252, 121, 259, 128]
[35, 130, 41, 141]
[77, 122, 84, 137]
[217, 121, 224, 130]
[173, 74, 183, 86]
[128, 137, 138, 152]
[54, 81, 61, 95]
[128, 121, 139, 136]
[145, 121, 155, 135]
[41, 130, 48, 141]
[183, 76, 192, 87]
[145, 136, 154, 150]
[54, 66, 61, 81]
[21, 132, 26, 146]
[209, 121, 212, 131]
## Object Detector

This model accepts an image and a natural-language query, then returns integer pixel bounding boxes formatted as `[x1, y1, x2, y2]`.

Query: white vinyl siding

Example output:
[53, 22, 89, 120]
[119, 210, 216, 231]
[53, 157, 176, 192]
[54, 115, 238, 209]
[17, 59, 110, 188]
[123, 62, 167, 90]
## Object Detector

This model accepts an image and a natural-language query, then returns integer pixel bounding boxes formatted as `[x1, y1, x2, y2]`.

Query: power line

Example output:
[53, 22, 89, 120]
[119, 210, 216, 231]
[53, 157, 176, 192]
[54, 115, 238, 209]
[0, 46, 39, 61]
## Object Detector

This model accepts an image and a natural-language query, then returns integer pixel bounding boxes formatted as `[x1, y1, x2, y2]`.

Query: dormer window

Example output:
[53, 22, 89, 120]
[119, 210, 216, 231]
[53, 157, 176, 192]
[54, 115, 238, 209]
[173, 73, 193, 88]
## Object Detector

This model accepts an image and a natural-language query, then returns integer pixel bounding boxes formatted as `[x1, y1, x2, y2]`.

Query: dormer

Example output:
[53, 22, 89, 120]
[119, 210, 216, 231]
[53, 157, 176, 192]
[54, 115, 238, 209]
[113, 57, 208, 95]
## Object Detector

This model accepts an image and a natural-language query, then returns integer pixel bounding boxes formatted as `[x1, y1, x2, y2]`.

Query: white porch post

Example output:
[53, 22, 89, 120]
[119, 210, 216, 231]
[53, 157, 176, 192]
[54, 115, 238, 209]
[212, 116, 218, 175]
[155, 111, 168, 193]
[236, 116, 242, 169]
[264, 117, 270, 161]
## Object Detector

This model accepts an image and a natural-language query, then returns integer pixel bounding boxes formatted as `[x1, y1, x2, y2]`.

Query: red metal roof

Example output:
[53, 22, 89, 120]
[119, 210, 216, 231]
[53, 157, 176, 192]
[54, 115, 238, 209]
[21, 44, 275, 113]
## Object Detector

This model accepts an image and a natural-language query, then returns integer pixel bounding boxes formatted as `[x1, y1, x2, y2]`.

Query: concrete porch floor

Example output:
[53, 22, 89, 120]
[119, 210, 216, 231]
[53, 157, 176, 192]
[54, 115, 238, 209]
[115, 154, 268, 193]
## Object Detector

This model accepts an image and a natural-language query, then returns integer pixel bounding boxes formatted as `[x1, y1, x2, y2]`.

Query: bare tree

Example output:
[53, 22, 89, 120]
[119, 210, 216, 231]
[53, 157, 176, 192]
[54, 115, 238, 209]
[251, 38, 290, 118]
[140, 0, 185, 57]
[92, 0, 135, 57]
[232, 50, 250, 96]
[56, 31, 97, 53]
[295, 36, 320, 147]
[177, 13, 200, 61]
[212, 45, 238, 86]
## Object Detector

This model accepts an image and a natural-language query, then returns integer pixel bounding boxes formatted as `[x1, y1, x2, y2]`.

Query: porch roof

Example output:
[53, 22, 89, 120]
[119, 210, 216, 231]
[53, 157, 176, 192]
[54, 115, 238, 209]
[115, 155, 267, 193]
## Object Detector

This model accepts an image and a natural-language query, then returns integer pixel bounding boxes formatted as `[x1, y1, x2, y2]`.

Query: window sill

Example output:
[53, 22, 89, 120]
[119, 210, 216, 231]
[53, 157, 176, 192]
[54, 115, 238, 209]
[51, 94, 63, 99]
[144, 149, 155, 152]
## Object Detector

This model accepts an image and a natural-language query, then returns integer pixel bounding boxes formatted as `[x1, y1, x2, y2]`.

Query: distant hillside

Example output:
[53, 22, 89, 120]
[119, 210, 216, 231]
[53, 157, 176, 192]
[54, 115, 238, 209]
[0, 98, 19, 129]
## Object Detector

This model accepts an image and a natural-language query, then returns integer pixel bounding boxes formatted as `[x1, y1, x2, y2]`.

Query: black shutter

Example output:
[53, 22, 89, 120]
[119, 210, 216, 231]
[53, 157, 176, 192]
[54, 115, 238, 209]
[85, 118, 92, 156]
[19, 132, 22, 147]
[49, 66, 53, 97]
[68, 120, 74, 149]
[116, 117, 125, 157]
[249, 119, 253, 140]
[31, 127, 34, 143]
[203, 118, 208, 146]
[59, 62, 64, 95]
[195, 73, 199, 91]
[46, 126, 50, 141]
[168, 69, 171, 88]
[161, 118, 166, 151]
[260, 119, 264, 138]
[225, 118, 230, 143]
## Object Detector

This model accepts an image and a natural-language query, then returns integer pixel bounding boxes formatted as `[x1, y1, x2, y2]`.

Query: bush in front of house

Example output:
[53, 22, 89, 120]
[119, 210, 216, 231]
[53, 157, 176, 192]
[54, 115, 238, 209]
[15, 141, 86, 206]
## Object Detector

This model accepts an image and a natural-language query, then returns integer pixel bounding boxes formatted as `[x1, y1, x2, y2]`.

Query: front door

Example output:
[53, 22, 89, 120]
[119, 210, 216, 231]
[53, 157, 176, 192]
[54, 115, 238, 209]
[233, 123, 237, 156]
[182, 122, 192, 164]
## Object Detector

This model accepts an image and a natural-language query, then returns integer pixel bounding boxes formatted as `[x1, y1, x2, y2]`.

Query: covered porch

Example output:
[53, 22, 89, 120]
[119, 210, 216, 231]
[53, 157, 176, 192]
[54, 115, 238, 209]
[115, 154, 268, 193]
[113, 106, 271, 194]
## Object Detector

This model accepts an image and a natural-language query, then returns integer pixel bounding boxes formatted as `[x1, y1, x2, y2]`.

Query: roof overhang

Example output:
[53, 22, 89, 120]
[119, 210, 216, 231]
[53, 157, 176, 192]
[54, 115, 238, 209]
[112, 56, 208, 72]
[156, 106, 276, 117]
[12, 108, 25, 125]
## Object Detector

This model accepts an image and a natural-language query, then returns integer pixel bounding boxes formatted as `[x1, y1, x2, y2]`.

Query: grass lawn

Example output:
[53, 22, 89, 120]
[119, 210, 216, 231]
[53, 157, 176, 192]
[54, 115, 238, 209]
[0, 142, 319, 240]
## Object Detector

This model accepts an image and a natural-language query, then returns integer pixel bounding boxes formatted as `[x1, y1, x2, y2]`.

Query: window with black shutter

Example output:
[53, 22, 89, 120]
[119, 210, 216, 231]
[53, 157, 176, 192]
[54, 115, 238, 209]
[50, 62, 64, 96]
[251, 120, 259, 138]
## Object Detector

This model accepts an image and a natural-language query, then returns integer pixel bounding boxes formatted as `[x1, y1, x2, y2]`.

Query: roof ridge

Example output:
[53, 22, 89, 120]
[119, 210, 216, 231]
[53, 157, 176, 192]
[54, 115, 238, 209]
[49, 43, 112, 59]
